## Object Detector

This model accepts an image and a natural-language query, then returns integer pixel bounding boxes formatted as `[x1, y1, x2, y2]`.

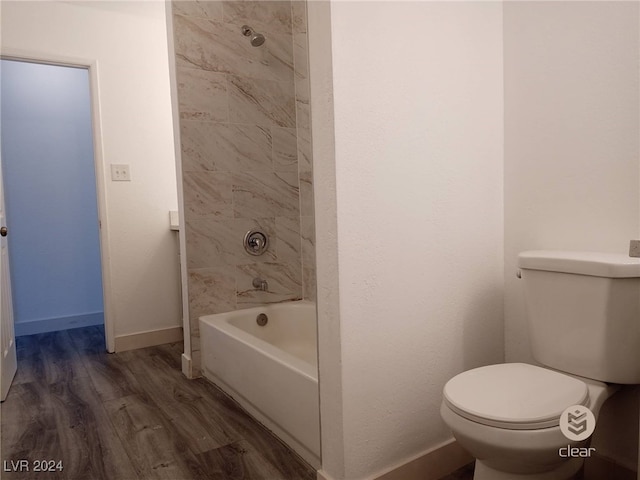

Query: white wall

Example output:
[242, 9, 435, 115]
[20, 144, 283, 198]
[310, 2, 504, 478]
[1, 1, 181, 343]
[504, 1, 639, 471]
[504, 0, 640, 363]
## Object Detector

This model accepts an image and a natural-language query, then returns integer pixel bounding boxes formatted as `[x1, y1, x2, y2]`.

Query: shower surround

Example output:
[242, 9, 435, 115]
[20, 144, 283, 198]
[171, 1, 315, 376]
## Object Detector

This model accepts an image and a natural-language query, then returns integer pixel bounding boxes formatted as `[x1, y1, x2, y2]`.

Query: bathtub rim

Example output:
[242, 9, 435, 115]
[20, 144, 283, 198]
[198, 300, 318, 381]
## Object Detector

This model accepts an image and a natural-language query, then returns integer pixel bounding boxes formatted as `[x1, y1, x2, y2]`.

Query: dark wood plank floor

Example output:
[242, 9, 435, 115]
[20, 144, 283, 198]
[0, 326, 316, 480]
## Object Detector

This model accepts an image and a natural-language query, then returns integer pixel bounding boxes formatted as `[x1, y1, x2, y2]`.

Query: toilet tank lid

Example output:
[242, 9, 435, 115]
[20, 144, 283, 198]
[518, 250, 640, 278]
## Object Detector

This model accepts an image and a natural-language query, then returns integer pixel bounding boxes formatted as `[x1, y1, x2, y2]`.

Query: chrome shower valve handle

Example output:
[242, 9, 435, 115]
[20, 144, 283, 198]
[244, 229, 269, 256]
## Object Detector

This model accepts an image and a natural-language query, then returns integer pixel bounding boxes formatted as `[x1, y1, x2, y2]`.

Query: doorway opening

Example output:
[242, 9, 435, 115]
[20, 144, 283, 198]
[1, 59, 106, 347]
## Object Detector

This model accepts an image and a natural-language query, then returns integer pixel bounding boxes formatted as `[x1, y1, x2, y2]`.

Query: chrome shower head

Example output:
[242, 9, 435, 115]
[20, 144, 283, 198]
[241, 25, 266, 47]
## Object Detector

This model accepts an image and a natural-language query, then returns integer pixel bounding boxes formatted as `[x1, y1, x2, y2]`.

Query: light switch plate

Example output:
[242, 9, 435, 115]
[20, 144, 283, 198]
[629, 240, 640, 258]
[111, 164, 131, 181]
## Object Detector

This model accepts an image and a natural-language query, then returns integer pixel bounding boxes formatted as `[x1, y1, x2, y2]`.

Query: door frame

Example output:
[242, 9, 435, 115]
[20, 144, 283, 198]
[1, 50, 115, 352]
[0, 136, 18, 400]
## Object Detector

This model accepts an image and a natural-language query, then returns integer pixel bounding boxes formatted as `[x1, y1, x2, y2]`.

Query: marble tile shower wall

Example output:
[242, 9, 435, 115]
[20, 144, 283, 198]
[171, 1, 315, 373]
[292, 1, 316, 304]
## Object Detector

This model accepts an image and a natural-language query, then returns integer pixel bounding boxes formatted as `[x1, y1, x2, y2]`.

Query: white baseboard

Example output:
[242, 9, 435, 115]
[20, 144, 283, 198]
[374, 439, 472, 480]
[317, 441, 638, 480]
[317, 439, 472, 480]
[114, 325, 183, 352]
[15, 312, 104, 337]
[182, 353, 194, 378]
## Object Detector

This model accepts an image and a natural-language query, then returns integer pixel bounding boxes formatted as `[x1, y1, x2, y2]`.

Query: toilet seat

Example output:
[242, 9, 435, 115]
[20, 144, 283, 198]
[443, 363, 589, 430]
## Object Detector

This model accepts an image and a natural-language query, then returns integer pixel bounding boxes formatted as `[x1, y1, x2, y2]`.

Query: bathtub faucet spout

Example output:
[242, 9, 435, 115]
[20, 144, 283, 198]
[252, 277, 268, 291]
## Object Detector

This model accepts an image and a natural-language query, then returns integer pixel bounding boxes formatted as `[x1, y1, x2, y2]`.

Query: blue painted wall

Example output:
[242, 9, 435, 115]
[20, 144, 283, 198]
[1, 60, 103, 334]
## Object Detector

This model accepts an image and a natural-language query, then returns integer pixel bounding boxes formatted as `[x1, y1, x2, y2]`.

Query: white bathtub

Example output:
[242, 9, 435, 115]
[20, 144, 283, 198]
[199, 300, 320, 468]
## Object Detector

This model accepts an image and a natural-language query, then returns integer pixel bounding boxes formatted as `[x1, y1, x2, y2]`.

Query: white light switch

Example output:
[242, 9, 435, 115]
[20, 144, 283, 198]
[111, 164, 131, 181]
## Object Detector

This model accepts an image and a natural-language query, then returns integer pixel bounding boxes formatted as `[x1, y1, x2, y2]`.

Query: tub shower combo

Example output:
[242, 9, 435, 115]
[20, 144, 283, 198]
[200, 299, 320, 467]
[173, 0, 318, 467]
[198, 228, 319, 467]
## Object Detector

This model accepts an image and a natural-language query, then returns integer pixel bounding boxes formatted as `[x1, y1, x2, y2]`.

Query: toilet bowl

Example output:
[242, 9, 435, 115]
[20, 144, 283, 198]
[441, 363, 618, 480]
[440, 251, 640, 480]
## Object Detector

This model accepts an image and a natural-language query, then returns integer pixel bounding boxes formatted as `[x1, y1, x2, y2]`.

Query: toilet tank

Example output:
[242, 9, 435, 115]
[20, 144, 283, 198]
[518, 251, 640, 384]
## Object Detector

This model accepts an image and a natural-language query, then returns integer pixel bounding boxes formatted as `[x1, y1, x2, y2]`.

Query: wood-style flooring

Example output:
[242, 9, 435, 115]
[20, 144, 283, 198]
[0, 326, 316, 480]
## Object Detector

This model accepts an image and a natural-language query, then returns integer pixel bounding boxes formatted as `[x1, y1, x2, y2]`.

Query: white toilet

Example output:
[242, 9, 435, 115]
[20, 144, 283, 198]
[441, 250, 640, 480]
